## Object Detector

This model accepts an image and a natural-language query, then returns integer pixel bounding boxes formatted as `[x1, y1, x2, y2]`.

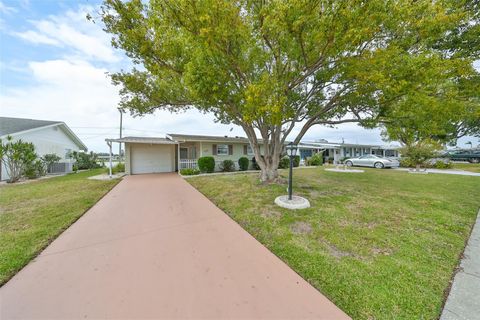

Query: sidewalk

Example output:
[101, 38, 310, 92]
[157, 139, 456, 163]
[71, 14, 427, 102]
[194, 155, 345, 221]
[441, 210, 480, 320]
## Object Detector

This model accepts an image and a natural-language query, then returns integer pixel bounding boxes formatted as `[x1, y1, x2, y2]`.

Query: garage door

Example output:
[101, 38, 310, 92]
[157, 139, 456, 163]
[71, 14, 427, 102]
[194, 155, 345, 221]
[131, 144, 175, 174]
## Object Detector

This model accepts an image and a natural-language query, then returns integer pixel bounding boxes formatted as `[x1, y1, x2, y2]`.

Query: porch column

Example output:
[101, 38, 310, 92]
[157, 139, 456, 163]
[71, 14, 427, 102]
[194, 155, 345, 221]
[107, 141, 113, 178]
[333, 149, 339, 164]
[199, 141, 203, 157]
[177, 143, 180, 172]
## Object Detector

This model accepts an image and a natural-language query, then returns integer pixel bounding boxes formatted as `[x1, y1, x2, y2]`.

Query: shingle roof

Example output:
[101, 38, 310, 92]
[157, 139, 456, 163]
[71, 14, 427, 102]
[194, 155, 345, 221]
[168, 133, 250, 143]
[0, 117, 62, 136]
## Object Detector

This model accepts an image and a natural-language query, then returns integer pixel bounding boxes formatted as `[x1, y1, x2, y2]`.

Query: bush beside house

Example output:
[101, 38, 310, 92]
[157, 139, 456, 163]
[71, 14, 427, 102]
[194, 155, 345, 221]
[198, 156, 215, 173]
[306, 153, 323, 166]
[238, 157, 249, 171]
[0, 136, 38, 183]
[220, 159, 235, 172]
[180, 168, 200, 175]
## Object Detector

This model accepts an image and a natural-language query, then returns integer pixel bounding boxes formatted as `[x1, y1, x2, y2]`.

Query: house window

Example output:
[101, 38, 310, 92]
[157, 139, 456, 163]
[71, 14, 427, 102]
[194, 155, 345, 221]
[65, 148, 72, 159]
[247, 145, 254, 155]
[216, 144, 229, 155]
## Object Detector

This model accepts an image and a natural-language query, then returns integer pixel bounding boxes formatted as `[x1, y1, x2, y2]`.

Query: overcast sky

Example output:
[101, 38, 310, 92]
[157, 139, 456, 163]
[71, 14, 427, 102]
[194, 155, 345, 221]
[1, 1, 478, 152]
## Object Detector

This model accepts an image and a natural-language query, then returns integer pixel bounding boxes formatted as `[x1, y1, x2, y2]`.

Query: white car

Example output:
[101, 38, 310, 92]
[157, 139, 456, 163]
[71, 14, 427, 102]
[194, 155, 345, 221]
[344, 155, 399, 169]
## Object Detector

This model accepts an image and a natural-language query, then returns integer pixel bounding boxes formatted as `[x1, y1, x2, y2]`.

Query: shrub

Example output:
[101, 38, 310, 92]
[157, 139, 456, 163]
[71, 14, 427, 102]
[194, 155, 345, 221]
[220, 159, 235, 172]
[400, 157, 416, 168]
[279, 157, 290, 169]
[293, 155, 300, 167]
[180, 168, 200, 175]
[41, 153, 61, 173]
[25, 160, 46, 179]
[251, 156, 261, 170]
[70, 151, 101, 170]
[112, 162, 125, 174]
[400, 142, 439, 169]
[307, 152, 323, 166]
[198, 156, 215, 173]
[238, 157, 249, 171]
[433, 161, 452, 169]
[0, 136, 37, 183]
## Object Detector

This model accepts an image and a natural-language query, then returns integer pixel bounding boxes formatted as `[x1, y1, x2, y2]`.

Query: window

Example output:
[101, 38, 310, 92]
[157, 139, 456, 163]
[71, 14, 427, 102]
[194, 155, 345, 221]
[65, 148, 72, 159]
[247, 145, 254, 155]
[216, 144, 229, 155]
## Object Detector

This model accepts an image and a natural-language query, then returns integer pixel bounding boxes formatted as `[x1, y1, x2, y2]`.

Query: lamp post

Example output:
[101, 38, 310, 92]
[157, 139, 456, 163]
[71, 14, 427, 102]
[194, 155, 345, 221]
[286, 142, 298, 200]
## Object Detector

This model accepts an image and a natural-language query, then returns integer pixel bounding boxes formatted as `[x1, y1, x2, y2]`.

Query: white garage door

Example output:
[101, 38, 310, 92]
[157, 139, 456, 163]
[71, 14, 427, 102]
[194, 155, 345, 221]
[131, 144, 175, 174]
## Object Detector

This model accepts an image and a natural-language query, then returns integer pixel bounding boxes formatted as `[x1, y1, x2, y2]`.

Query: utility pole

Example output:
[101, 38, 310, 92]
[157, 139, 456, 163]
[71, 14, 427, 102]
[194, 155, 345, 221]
[118, 108, 123, 162]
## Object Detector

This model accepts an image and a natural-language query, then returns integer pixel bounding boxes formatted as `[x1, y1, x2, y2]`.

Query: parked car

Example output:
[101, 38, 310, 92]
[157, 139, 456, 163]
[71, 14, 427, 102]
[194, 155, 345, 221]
[441, 150, 480, 163]
[344, 155, 400, 169]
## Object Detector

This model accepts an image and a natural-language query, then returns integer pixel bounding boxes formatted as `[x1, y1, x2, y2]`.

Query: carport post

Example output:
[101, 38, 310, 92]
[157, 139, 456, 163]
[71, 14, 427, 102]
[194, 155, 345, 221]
[107, 141, 113, 178]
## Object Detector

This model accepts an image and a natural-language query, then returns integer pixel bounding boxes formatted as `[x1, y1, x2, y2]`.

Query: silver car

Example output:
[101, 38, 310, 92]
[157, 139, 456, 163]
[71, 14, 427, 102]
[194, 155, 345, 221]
[344, 155, 399, 169]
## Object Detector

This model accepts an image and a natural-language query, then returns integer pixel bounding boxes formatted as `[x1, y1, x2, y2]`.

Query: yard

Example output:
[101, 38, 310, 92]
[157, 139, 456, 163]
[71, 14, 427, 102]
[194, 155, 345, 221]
[188, 168, 480, 319]
[0, 169, 119, 285]
[452, 162, 480, 173]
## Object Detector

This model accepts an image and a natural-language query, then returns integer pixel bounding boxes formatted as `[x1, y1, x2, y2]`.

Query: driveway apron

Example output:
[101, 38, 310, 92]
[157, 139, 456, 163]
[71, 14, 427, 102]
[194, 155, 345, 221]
[1, 173, 349, 319]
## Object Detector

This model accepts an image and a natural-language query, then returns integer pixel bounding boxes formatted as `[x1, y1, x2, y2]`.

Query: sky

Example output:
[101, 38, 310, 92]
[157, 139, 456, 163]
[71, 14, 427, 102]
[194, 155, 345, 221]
[0, 0, 478, 152]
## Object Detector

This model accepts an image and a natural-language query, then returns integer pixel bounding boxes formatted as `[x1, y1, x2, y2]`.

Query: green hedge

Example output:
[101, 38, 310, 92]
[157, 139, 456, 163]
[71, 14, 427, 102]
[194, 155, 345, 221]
[180, 168, 200, 175]
[279, 157, 290, 169]
[198, 156, 215, 173]
[238, 157, 249, 171]
[220, 159, 235, 172]
[306, 153, 323, 166]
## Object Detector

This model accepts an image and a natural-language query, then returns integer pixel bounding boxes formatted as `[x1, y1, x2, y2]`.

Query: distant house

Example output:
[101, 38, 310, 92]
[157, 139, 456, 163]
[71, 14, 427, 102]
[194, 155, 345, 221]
[106, 133, 400, 175]
[298, 141, 400, 164]
[0, 117, 87, 181]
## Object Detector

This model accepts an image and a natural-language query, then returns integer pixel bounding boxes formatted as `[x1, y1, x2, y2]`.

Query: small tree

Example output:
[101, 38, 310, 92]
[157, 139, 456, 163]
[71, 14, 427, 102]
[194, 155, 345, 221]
[41, 153, 61, 173]
[400, 141, 440, 172]
[0, 136, 37, 183]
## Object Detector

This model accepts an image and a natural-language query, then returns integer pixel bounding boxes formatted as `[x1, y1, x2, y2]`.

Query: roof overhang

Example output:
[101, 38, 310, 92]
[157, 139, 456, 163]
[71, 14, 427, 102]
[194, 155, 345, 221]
[1, 122, 88, 151]
[106, 137, 178, 145]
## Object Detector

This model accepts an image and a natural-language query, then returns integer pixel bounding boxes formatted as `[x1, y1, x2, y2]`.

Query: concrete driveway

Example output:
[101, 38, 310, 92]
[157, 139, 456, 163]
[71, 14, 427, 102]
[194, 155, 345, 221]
[1, 173, 349, 319]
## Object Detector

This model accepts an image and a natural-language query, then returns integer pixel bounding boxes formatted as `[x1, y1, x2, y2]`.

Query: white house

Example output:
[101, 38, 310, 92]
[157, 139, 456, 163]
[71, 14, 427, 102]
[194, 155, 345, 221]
[0, 117, 87, 181]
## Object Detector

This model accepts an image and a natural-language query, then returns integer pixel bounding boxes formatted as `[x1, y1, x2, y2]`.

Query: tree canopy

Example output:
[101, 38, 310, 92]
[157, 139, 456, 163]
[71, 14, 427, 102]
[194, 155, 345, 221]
[99, 0, 479, 181]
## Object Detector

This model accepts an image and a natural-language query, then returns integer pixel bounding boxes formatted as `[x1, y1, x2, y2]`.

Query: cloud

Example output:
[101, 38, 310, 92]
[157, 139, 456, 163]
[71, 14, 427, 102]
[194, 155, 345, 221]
[0, 1, 17, 14]
[12, 5, 120, 62]
[14, 30, 60, 45]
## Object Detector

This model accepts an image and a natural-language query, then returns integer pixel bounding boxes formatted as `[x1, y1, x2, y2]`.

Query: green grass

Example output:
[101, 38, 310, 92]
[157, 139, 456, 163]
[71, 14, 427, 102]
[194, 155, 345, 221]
[452, 162, 480, 173]
[0, 169, 119, 285]
[188, 168, 480, 319]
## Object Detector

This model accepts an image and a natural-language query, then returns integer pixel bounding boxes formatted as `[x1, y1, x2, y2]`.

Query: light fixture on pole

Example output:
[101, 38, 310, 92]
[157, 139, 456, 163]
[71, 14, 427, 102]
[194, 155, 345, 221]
[286, 142, 297, 200]
[274, 142, 310, 210]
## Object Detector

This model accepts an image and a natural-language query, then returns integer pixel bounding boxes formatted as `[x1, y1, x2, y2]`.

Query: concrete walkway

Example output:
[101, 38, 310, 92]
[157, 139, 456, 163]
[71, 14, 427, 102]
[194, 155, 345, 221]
[0, 173, 349, 319]
[393, 168, 480, 176]
[441, 210, 480, 320]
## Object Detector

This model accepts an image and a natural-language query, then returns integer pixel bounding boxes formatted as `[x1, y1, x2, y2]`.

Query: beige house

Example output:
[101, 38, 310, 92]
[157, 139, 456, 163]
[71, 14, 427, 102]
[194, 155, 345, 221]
[106, 133, 400, 175]
[107, 134, 260, 175]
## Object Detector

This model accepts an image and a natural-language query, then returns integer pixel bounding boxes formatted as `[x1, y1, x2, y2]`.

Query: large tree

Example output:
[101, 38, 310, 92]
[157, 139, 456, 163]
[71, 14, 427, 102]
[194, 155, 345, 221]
[99, 0, 478, 182]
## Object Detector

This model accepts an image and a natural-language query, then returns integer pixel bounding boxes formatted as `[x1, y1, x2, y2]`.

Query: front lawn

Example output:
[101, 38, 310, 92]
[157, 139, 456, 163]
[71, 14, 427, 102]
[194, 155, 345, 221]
[0, 169, 119, 285]
[452, 162, 480, 173]
[188, 168, 480, 319]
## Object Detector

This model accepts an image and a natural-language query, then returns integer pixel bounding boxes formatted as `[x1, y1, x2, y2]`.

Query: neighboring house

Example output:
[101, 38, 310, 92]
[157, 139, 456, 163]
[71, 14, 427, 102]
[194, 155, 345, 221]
[0, 117, 87, 181]
[298, 141, 400, 164]
[106, 133, 400, 175]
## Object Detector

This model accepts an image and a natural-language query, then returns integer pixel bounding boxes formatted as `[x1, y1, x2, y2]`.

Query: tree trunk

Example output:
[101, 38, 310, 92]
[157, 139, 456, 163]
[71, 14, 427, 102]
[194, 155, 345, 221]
[241, 124, 282, 183]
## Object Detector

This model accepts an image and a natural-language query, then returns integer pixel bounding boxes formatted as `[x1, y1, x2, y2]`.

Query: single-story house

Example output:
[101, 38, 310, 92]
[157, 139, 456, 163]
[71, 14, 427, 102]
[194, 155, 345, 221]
[298, 141, 400, 164]
[0, 117, 87, 181]
[106, 133, 400, 175]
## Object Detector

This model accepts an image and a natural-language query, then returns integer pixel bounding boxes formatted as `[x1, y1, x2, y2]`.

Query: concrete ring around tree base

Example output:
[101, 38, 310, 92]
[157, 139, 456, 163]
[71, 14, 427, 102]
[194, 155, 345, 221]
[325, 168, 364, 173]
[275, 195, 311, 210]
